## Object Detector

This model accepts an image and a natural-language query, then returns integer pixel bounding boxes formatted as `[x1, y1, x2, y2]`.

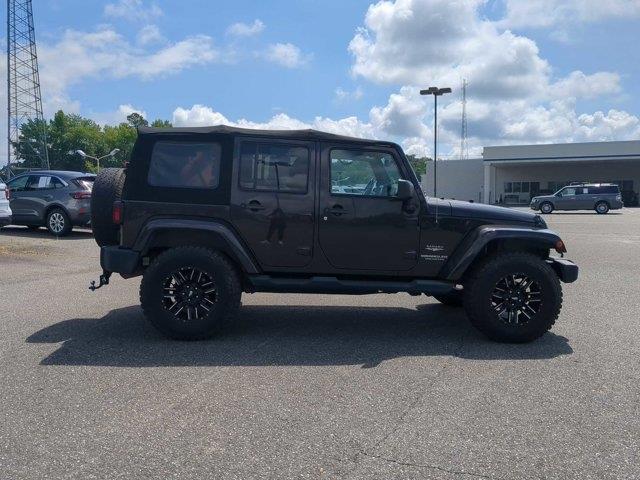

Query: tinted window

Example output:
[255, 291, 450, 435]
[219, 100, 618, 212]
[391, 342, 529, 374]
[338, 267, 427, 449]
[588, 185, 619, 194]
[330, 149, 401, 197]
[28, 176, 65, 190]
[7, 175, 29, 191]
[148, 142, 221, 189]
[239, 143, 309, 193]
[562, 187, 577, 196]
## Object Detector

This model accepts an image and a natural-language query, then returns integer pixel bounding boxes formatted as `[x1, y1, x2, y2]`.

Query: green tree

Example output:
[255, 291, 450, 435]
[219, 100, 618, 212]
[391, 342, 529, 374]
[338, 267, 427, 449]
[10, 110, 173, 172]
[126, 112, 149, 128]
[151, 119, 172, 128]
[406, 154, 431, 182]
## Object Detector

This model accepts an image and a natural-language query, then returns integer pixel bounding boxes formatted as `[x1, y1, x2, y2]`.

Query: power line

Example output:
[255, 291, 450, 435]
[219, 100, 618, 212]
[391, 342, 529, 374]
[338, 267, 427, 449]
[7, 0, 49, 177]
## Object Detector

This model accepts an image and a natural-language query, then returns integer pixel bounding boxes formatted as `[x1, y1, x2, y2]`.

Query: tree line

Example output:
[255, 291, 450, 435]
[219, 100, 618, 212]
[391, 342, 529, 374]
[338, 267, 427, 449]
[5, 109, 429, 180]
[6, 111, 171, 174]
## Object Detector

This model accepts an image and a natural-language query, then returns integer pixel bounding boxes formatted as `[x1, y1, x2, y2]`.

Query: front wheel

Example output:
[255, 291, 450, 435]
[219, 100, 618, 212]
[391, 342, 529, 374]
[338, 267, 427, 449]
[540, 202, 554, 214]
[463, 253, 562, 343]
[595, 201, 609, 214]
[140, 247, 242, 340]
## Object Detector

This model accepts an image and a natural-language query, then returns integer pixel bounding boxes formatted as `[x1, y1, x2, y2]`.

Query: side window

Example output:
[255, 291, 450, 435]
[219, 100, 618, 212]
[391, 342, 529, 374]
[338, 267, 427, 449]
[30, 175, 58, 190]
[239, 142, 309, 194]
[562, 188, 576, 196]
[7, 175, 29, 192]
[148, 142, 221, 189]
[330, 149, 401, 197]
[51, 177, 66, 189]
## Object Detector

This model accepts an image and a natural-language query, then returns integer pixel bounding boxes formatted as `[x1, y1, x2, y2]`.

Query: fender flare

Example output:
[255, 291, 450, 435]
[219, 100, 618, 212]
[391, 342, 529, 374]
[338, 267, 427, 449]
[440, 226, 562, 281]
[133, 218, 260, 274]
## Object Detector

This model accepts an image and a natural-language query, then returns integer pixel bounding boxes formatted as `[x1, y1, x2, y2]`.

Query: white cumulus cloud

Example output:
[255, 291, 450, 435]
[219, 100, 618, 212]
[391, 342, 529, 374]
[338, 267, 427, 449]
[226, 19, 265, 37]
[263, 43, 311, 68]
[104, 0, 163, 22]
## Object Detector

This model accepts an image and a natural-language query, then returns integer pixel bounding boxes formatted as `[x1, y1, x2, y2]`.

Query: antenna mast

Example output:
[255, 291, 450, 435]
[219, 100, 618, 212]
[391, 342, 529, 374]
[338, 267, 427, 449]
[7, 0, 49, 176]
[460, 79, 468, 160]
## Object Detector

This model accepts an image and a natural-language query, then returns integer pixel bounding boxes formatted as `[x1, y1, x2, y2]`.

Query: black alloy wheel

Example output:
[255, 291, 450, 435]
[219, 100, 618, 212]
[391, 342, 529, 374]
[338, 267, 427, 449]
[162, 267, 218, 321]
[490, 274, 541, 325]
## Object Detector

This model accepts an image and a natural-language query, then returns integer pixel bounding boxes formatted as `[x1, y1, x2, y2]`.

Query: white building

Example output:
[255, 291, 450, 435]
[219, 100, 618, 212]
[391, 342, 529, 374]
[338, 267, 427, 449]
[421, 140, 640, 206]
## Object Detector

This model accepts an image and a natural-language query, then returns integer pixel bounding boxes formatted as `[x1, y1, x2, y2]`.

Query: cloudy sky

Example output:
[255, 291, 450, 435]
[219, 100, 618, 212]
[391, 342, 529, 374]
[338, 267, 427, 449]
[2, 0, 640, 164]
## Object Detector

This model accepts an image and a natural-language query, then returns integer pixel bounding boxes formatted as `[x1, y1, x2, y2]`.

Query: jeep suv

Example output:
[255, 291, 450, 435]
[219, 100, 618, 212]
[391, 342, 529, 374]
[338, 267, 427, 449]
[530, 183, 623, 214]
[90, 126, 578, 343]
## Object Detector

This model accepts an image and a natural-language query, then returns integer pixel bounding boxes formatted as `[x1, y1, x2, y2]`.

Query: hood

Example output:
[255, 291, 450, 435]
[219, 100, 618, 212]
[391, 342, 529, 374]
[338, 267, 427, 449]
[447, 199, 540, 225]
[531, 194, 555, 201]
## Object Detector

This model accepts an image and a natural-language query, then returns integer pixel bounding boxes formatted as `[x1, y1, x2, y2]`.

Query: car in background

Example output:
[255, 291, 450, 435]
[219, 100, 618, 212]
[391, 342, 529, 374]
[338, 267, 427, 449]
[530, 183, 623, 214]
[0, 182, 11, 228]
[5, 170, 95, 236]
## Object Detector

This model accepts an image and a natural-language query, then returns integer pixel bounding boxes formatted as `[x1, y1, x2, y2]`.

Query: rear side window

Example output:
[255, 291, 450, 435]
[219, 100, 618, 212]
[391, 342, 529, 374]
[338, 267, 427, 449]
[588, 185, 619, 194]
[148, 142, 221, 189]
[239, 142, 309, 193]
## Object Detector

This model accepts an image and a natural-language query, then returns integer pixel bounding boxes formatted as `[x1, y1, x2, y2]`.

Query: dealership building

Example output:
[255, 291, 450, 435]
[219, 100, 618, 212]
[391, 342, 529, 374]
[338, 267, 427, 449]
[422, 140, 640, 206]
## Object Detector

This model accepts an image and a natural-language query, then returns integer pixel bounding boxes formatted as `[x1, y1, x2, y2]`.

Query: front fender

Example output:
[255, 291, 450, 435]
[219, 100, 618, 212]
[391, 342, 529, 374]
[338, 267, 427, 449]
[440, 226, 563, 281]
[133, 218, 260, 274]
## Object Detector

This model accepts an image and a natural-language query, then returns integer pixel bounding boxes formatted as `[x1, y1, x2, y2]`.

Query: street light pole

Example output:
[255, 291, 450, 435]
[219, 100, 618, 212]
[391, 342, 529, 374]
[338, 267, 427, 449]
[75, 149, 120, 171]
[420, 86, 451, 198]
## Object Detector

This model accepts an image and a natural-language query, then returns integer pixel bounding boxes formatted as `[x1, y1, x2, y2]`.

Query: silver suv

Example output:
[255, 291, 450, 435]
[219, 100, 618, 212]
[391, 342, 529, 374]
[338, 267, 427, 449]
[531, 183, 623, 214]
[5, 170, 95, 236]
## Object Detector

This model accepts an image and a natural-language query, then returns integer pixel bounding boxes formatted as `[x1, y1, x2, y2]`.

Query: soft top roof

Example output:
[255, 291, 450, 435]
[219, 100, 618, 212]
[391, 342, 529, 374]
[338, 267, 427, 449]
[137, 125, 398, 148]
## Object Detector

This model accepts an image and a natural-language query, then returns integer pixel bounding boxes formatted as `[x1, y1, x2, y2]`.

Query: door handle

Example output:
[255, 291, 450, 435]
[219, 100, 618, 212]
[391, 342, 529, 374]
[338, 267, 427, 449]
[327, 205, 348, 216]
[244, 200, 265, 212]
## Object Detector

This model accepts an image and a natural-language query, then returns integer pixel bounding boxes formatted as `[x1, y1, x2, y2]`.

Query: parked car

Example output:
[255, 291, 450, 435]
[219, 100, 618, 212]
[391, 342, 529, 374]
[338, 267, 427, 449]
[0, 182, 12, 228]
[530, 183, 623, 214]
[89, 126, 578, 343]
[5, 170, 95, 236]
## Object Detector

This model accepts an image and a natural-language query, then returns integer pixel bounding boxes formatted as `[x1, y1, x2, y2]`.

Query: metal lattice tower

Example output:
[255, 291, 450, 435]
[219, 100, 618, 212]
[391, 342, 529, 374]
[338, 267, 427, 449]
[459, 79, 468, 160]
[6, 0, 49, 175]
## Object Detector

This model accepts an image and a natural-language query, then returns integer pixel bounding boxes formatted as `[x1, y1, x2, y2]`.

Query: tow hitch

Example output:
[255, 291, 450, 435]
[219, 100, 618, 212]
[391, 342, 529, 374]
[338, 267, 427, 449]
[89, 270, 112, 291]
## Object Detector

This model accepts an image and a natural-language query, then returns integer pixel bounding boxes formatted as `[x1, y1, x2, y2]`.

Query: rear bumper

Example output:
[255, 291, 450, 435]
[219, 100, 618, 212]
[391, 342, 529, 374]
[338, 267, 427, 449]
[101, 246, 140, 276]
[548, 257, 578, 283]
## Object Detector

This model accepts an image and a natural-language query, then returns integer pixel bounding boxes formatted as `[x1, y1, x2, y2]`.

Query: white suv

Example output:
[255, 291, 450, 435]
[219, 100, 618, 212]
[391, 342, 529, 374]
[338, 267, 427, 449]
[0, 182, 12, 227]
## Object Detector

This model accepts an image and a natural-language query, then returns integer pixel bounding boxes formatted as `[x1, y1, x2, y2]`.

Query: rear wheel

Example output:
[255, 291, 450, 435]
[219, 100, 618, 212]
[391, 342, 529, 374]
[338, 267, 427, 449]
[595, 201, 609, 214]
[46, 208, 72, 237]
[540, 202, 554, 214]
[463, 252, 562, 343]
[140, 247, 242, 340]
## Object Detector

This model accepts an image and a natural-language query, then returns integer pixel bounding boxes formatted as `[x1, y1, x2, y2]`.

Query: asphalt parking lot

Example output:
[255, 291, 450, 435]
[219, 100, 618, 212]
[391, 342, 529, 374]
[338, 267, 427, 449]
[1, 211, 639, 480]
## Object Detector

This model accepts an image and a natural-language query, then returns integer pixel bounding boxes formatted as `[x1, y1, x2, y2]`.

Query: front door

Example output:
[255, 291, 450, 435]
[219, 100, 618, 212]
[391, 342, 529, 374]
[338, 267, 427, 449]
[7, 175, 40, 221]
[231, 139, 315, 268]
[318, 145, 420, 271]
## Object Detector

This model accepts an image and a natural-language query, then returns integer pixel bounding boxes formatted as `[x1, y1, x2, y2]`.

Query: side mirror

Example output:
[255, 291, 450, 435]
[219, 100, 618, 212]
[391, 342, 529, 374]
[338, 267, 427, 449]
[395, 179, 414, 200]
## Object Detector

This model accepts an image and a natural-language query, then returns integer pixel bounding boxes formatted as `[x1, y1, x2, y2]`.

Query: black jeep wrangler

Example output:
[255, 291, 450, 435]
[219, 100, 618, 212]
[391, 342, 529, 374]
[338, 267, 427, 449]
[90, 126, 578, 343]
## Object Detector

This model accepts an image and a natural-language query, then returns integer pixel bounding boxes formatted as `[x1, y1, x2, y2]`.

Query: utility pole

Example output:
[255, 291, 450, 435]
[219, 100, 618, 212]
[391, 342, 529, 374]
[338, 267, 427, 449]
[460, 79, 468, 160]
[420, 86, 451, 198]
[7, 0, 49, 176]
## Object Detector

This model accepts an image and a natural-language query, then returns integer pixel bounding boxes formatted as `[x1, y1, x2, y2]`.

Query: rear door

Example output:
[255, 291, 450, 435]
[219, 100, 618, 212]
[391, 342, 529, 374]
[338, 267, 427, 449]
[317, 145, 420, 271]
[230, 138, 315, 268]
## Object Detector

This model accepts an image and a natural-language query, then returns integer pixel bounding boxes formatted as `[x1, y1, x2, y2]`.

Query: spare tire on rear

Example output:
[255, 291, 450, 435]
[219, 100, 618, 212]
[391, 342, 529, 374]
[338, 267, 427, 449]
[91, 168, 125, 246]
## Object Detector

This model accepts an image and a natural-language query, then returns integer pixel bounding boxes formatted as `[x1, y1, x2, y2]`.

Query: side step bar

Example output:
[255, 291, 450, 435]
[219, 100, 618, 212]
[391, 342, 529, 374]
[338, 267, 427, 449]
[246, 275, 456, 296]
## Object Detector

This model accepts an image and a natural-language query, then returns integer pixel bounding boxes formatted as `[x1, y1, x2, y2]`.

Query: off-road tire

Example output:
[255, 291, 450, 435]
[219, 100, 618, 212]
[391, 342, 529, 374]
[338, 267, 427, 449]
[433, 290, 464, 307]
[140, 247, 242, 340]
[595, 201, 609, 214]
[463, 252, 562, 343]
[91, 167, 125, 246]
[46, 208, 72, 237]
[540, 202, 554, 214]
